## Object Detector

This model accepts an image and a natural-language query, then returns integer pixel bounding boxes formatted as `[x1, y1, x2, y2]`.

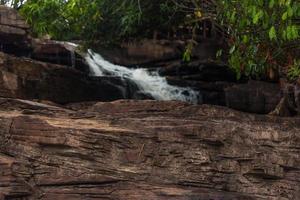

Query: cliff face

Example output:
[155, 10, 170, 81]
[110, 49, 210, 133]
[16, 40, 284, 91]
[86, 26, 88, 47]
[0, 99, 300, 200]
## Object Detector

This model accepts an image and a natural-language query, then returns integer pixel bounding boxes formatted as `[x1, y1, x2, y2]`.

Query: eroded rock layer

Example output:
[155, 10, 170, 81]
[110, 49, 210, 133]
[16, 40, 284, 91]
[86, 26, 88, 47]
[0, 52, 145, 103]
[0, 6, 31, 56]
[0, 98, 299, 200]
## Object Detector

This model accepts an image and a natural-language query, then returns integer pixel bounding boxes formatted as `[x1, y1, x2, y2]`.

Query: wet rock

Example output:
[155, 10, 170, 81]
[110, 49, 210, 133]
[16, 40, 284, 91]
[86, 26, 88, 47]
[166, 77, 233, 106]
[0, 6, 89, 74]
[31, 40, 90, 73]
[225, 80, 281, 114]
[162, 62, 235, 106]
[0, 52, 145, 104]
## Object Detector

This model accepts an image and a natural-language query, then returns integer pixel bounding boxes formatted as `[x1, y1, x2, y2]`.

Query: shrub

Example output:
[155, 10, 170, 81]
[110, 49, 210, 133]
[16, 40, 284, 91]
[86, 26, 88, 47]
[218, 0, 300, 80]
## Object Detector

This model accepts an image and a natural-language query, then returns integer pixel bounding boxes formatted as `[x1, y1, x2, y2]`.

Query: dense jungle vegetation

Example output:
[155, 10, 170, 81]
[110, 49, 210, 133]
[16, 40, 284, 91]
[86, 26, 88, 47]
[1, 0, 300, 81]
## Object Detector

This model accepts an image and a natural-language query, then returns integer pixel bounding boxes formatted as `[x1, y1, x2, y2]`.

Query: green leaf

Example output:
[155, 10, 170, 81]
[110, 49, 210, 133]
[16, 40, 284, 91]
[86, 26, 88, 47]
[182, 51, 191, 62]
[269, 26, 277, 40]
[291, 25, 299, 39]
[242, 35, 249, 43]
[269, 0, 275, 8]
[253, 10, 263, 24]
[216, 49, 223, 58]
[287, 6, 293, 17]
[282, 12, 288, 20]
[229, 45, 236, 54]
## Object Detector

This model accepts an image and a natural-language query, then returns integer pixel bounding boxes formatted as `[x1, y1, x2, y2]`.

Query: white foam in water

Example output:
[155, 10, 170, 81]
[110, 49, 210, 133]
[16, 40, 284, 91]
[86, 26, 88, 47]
[85, 50, 200, 104]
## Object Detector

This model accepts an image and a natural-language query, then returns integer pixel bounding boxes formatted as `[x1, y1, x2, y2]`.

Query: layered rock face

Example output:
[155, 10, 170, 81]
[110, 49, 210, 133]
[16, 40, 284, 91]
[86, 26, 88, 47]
[0, 6, 31, 56]
[0, 99, 299, 200]
[0, 6, 89, 73]
[31, 40, 90, 73]
[0, 6, 28, 34]
[0, 52, 143, 104]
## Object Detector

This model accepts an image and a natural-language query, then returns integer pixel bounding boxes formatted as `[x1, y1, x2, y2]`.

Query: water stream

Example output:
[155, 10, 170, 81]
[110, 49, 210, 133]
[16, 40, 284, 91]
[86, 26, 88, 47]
[85, 50, 200, 104]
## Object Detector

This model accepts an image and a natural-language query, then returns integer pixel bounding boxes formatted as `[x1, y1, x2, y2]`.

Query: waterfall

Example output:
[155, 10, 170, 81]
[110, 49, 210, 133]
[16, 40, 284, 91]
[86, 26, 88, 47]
[85, 50, 201, 104]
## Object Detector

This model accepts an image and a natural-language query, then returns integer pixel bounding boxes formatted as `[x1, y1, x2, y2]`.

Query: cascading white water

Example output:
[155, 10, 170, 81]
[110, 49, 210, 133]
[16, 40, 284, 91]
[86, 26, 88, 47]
[85, 50, 200, 104]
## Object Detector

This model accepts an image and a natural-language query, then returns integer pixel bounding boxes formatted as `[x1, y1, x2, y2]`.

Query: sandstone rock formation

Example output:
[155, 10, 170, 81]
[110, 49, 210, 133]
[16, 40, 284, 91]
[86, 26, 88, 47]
[0, 5, 31, 56]
[0, 98, 299, 199]
[31, 40, 89, 73]
[96, 38, 224, 67]
[0, 6, 29, 38]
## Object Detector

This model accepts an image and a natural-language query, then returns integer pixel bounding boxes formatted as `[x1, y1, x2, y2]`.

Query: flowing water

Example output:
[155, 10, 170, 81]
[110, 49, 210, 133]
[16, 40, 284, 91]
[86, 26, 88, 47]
[85, 50, 200, 104]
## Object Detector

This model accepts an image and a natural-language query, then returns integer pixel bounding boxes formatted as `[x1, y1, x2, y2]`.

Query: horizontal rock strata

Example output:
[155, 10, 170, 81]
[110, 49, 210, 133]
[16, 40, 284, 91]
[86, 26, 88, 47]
[0, 6, 31, 56]
[0, 99, 299, 199]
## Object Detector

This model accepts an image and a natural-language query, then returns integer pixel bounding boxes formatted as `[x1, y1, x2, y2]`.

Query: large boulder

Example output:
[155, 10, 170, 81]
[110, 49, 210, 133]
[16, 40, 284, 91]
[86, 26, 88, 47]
[0, 99, 299, 199]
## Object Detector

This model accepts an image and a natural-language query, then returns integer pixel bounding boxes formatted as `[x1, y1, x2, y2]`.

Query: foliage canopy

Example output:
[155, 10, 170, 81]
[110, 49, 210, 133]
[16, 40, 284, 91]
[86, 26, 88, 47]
[19, 0, 183, 44]
[5, 0, 300, 80]
[218, 0, 300, 80]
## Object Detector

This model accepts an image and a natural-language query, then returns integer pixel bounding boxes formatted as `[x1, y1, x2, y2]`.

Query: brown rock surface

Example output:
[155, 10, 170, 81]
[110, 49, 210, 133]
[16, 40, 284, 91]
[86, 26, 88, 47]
[0, 6, 31, 56]
[225, 81, 281, 114]
[31, 40, 89, 73]
[0, 98, 299, 200]
[0, 6, 29, 35]
[97, 39, 222, 67]
[0, 52, 144, 104]
[0, 6, 88, 71]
